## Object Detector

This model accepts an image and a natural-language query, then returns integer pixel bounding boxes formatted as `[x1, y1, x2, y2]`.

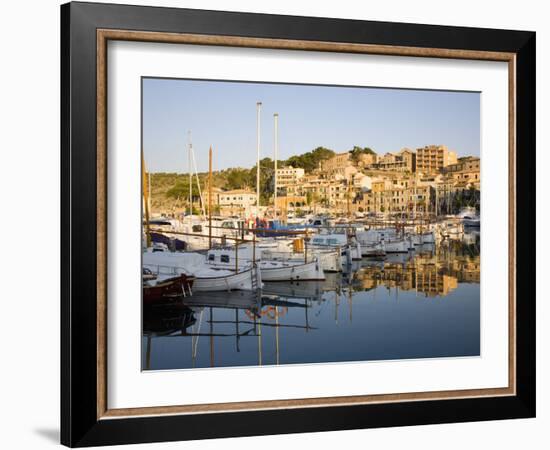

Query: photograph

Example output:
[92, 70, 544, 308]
[141, 78, 481, 371]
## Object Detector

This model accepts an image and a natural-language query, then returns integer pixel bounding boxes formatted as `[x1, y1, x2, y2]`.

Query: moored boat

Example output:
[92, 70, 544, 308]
[258, 259, 325, 281]
[142, 270, 195, 305]
[206, 246, 326, 281]
[309, 233, 361, 264]
[143, 250, 261, 291]
[361, 240, 386, 257]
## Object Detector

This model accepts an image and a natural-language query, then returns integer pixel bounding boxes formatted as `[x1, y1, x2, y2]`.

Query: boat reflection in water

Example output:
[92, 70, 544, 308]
[142, 235, 480, 370]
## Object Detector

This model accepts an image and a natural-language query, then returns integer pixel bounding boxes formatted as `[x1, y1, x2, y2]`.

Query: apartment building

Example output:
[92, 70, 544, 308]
[444, 156, 480, 189]
[416, 145, 457, 173]
[276, 165, 305, 188]
[374, 148, 416, 172]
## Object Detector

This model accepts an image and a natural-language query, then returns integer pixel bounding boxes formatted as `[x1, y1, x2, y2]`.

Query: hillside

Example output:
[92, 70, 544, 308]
[147, 146, 343, 213]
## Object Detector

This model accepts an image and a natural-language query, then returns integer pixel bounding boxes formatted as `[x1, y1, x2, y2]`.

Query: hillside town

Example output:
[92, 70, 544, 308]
[156, 144, 480, 220]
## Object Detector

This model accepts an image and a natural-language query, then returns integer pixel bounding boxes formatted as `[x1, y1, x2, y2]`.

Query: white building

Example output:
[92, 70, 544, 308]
[276, 166, 305, 188]
[218, 189, 258, 216]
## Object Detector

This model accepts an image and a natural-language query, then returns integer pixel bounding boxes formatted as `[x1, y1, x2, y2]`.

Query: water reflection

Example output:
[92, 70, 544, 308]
[143, 236, 480, 370]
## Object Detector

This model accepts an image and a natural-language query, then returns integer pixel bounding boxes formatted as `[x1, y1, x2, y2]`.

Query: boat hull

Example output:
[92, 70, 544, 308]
[193, 266, 260, 291]
[315, 249, 342, 272]
[361, 242, 386, 257]
[143, 274, 194, 305]
[260, 260, 325, 281]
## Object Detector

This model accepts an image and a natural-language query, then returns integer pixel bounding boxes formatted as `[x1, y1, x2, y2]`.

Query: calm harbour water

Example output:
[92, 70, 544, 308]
[142, 236, 480, 370]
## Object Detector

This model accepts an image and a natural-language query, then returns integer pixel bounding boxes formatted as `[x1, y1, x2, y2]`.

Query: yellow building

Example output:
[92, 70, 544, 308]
[374, 148, 416, 172]
[416, 145, 457, 173]
[202, 187, 223, 208]
[444, 156, 480, 189]
[320, 151, 357, 179]
[286, 173, 356, 211]
[357, 152, 378, 167]
[274, 195, 307, 211]
[356, 175, 433, 214]
[321, 151, 350, 172]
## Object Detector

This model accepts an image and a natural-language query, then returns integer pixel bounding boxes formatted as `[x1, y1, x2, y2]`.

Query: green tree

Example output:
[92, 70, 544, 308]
[166, 181, 200, 200]
[349, 146, 376, 165]
[248, 157, 277, 204]
[285, 146, 335, 173]
[224, 168, 253, 190]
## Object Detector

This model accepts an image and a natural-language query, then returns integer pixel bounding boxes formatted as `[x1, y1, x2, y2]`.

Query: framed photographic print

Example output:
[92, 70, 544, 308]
[61, 1, 536, 447]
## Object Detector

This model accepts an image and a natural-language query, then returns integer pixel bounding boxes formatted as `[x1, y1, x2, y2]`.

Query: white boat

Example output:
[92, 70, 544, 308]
[357, 228, 398, 244]
[192, 267, 259, 291]
[357, 227, 414, 253]
[286, 215, 311, 226]
[142, 250, 260, 291]
[308, 248, 342, 272]
[457, 207, 481, 228]
[206, 246, 325, 281]
[263, 247, 342, 273]
[309, 233, 361, 264]
[361, 240, 386, 257]
[436, 220, 464, 240]
[259, 259, 325, 281]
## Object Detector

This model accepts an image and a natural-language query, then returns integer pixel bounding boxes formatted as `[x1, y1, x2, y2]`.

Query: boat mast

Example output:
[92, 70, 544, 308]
[141, 149, 151, 247]
[256, 102, 262, 217]
[208, 146, 213, 249]
[347, 178, 351, 219]
[188, 131, 192, 216]
[273, 113, 279, 219]
[435, 180, 439, 218]
[148, 171, 152, 218]
[191, 145, 206, 217]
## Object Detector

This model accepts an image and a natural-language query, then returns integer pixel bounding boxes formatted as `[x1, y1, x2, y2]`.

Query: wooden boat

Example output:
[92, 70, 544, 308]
[259, 259, 325, 281]
[142, 271, 195, 306]
[192, 266, 260, 291]
[361, 241, 386, 257]
[206, 247, 325, 281]
[263, 248, 342, 273]
[143, 251, 261, 291]
[309, 233, 362, 264]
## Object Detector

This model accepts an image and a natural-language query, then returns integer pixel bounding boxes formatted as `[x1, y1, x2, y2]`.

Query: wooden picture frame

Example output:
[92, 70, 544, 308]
[61, 1, 535, 447]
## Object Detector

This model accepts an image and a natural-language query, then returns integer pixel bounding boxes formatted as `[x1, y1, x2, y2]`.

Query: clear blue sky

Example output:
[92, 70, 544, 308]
[142, 78, 480, 173]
